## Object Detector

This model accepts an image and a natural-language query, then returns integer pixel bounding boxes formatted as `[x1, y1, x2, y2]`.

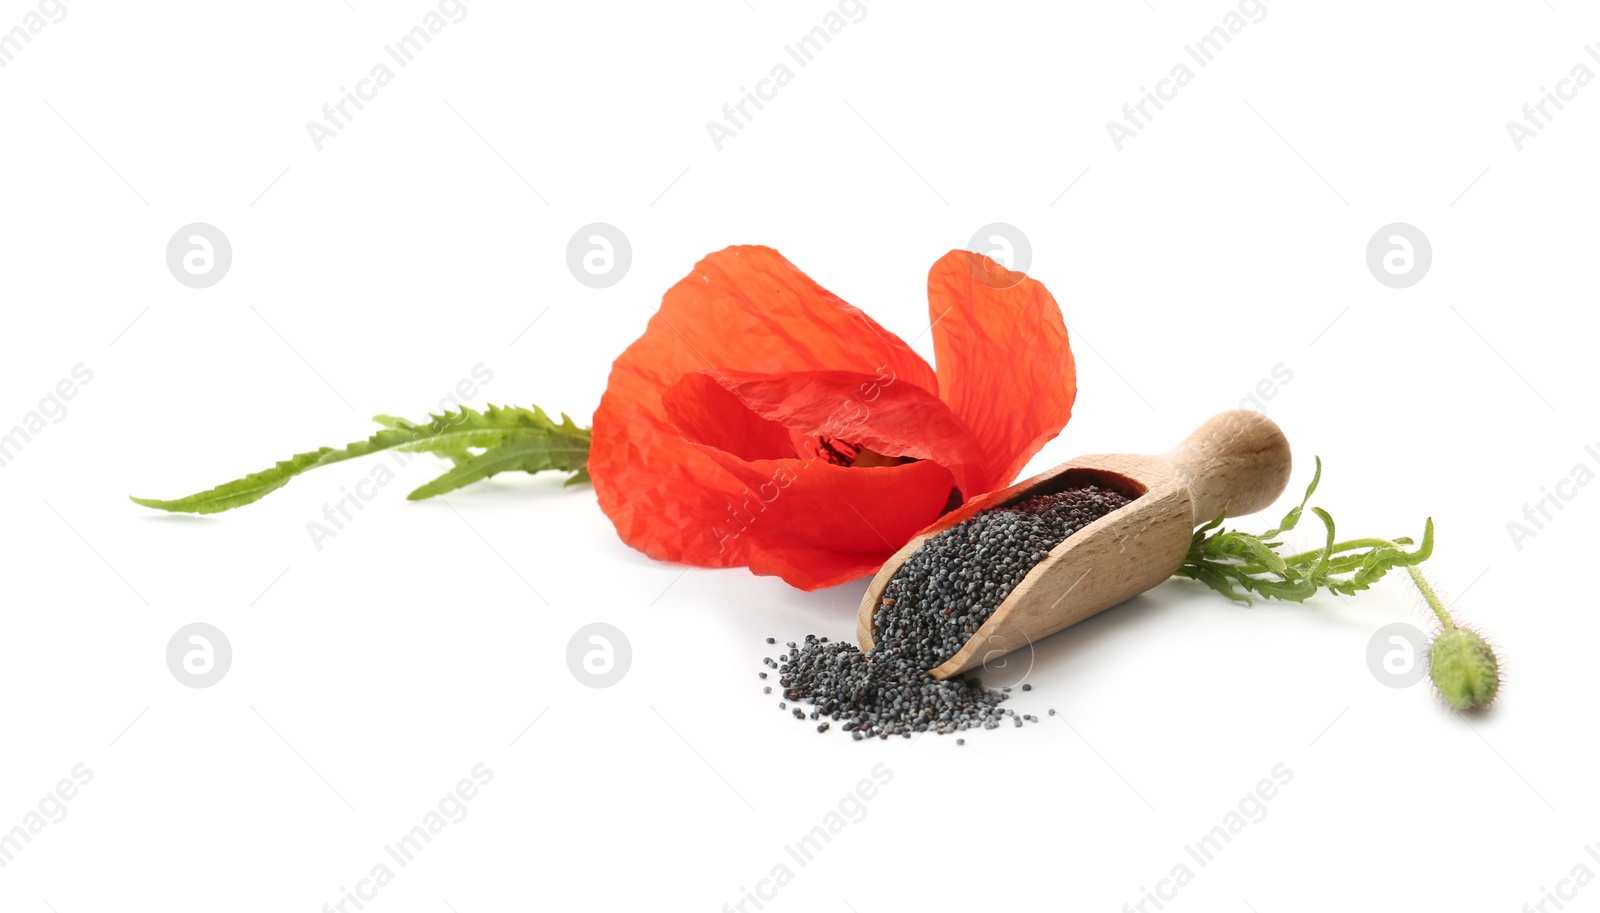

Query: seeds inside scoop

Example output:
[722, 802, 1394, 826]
[768, 483, 1133, 739]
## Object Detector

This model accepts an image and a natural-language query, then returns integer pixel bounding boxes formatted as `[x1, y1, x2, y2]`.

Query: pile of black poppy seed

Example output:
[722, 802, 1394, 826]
[762, 484, 1133, 740]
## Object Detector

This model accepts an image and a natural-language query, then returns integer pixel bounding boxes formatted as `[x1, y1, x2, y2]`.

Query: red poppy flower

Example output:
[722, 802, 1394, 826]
[589, 246, 1076, 590]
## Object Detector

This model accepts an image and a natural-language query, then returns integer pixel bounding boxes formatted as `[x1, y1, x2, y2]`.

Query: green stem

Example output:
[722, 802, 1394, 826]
[1231, 537, 1425, 579]
[1178, 459, 1434, 606]
[130, 404, 590, 514]
[1405, 563, 1456, 629]
[1304, 529, 1452, 629]
[1281, 538, 1411, 565]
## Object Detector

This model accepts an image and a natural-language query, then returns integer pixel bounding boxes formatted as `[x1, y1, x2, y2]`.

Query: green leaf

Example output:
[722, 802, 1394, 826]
[402, 407, 590, 500]
[131, 404, 591, 515]
[1262, 455, 1320, 538]
[1174, 457, 1431, 605]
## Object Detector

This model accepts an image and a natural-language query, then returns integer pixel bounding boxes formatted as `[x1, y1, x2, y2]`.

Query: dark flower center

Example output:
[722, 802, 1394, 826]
[810, 435, 962, 512]
[812, 436, 862, 466]
[811, 437, 915, 468]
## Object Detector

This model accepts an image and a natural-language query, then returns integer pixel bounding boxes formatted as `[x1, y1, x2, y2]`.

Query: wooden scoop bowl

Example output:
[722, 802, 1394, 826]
[857, 410, 1293, 679]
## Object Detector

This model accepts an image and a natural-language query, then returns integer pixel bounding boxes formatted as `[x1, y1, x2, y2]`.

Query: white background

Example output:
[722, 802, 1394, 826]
[2, 1, 1596, 911]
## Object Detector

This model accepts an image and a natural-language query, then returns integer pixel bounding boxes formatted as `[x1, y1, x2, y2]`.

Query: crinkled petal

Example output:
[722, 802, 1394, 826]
[687, 448, 958, 590]
[660, 372, 798, 463]
[678, 368, 988, 501]
[741, 544, 893, 592]
[926, 250, 1077, 489]
[591, 246, 938, 570]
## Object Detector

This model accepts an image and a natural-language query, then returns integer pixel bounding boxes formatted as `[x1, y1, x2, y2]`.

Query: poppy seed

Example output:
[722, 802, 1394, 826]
[763, 484, 1131, 740]
[873, 485, 1132, 669]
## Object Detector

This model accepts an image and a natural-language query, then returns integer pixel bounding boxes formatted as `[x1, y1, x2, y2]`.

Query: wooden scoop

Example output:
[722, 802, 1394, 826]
[856, 410, 1293, 679]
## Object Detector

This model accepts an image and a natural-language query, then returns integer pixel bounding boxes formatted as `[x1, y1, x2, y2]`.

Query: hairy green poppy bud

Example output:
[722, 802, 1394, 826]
[1429, 627, 1500, 711]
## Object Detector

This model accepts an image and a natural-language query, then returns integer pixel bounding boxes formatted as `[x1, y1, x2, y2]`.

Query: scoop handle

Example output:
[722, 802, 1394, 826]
[1162, 410, 1293, 523]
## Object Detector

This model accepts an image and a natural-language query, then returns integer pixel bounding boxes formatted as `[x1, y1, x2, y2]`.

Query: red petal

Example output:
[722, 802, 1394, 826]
[660, 372, 798, 462]
[926, 251, 1077, 489]
[687, 449, 958, 590]
[590, 246, 939, 571]
[682, 368, 988, 501]
[744, 544, 891, 591]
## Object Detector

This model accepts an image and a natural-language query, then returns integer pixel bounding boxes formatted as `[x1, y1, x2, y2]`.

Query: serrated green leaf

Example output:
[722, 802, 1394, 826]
[405, 421, 590, 500]
[132, 404, 591, 514]
[1176, 457, 1431, 606]
[1261, 455, 1321, 538]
